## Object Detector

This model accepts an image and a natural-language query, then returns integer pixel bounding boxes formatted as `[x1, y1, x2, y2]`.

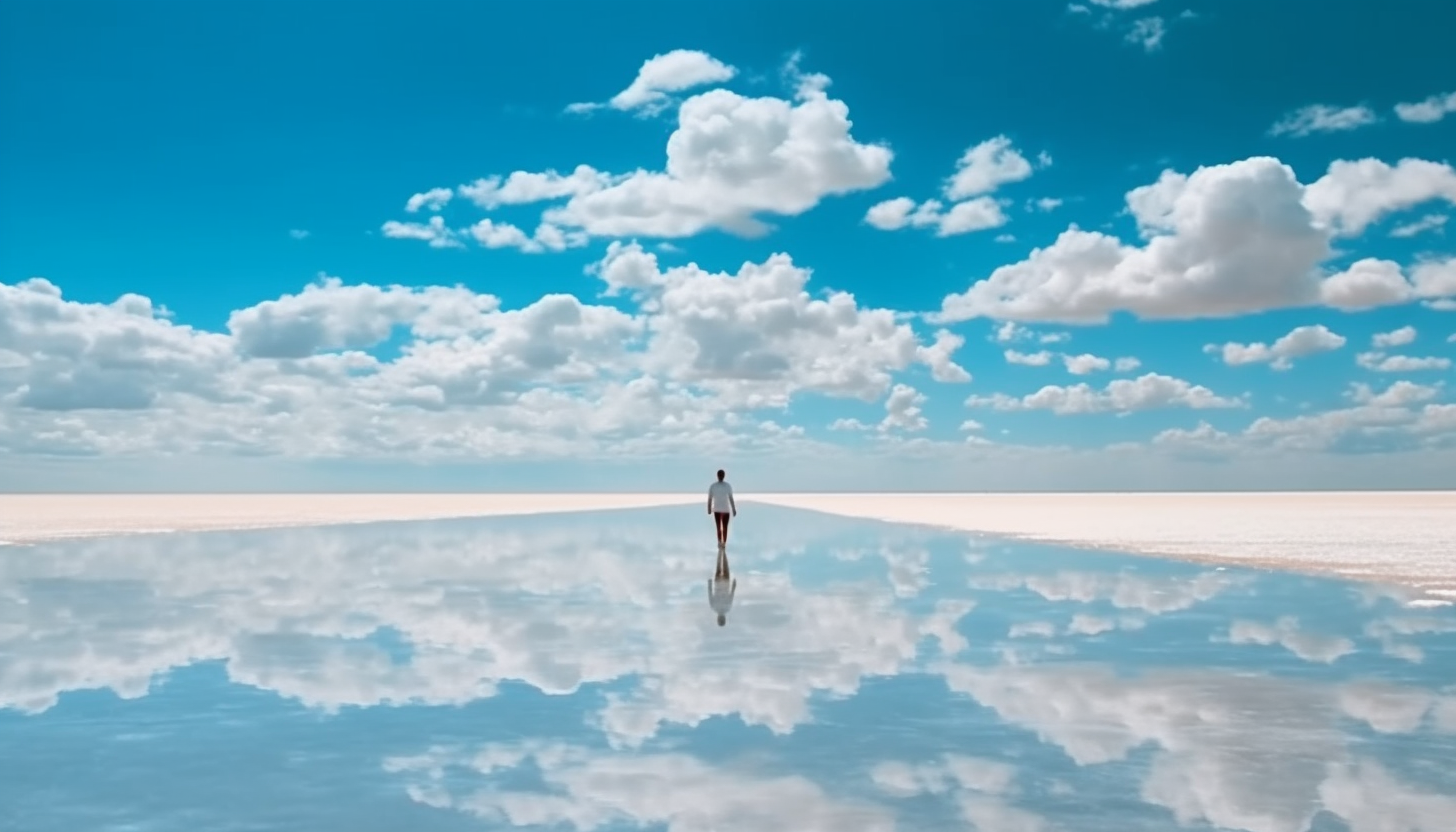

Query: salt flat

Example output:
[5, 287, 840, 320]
[1, 491, 1452, 602]
[751, 492, 1456, 603]
[0, 493, 698, 544]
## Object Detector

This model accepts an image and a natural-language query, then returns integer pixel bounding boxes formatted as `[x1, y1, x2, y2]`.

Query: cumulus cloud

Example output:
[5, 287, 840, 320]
[880, 384, 928, 432]
[1304, 158, 1456, 238]
[1062, 353, 1111, 375]
[547, 63, 892, 238]
[1206, 324, 1347, 370]
[1270, 104, 1378, 137]
[1371, 325, 1417, 348]
[936, 156, 1456, 324]
[864, 195, 1008, 236]
[1004, 349, 1053, 367]
[966, 373, 1244, 415]
[1356, 352, 1452, 372]
[945, 136, 1037, 200]
[569, 49, 738, 116]
[916, 330, 973, 383]
[6, 247, 956, 460]
[380, 216, 463, 249]
[591, 242, 953, 406]
[865, 135, 1044, 237]
[1393, 90, 1456, 124]
[405, 187, 453, 213]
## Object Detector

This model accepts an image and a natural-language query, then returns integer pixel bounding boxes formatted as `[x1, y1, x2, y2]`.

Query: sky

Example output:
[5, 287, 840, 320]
[2, 0, 1456, 492]
[4, 507, 1454, 830]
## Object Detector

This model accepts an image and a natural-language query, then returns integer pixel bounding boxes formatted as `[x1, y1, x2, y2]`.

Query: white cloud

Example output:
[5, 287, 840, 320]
[880, 384, 928, 432]
[1356, 352, 1452, 372]
[544, 64, 892, 239]
[1008, 620, 1057, 638]
[380, 216, 463, 249]
[1033, 197, 1064, 212]
[226, 276, 500, 359]
[916, 330, 973, 383]
[866, 136, 1040, 238]
[468, 219, 588, 254]
[1372, 325, 1417, 348]
[1125, 16, 1166, 51]
[1087, 0, 1160, 8]
[592, 242, 944, 406]
[1393, 90, 1456, 124]
[994, 321, 1030, 343]
[938, 158, 1330, 323]
[1114, 356, 1141, 372]
[938, 156, 1456, 324]
[945, 136, 1037, 200]
[1270, 104, 1378, 137]
[967, 373, 1244, 415]
[458, 165, 612, 210]
[405, 187, 453, 213]
[1062, 353, 1111, 375]
[1319, 258, 1418, 309]
[1224, 617, 1355, 663]
[828, 417, 870, 431]
[568, 49, 737, 116]
[1304, 157, 1456, 238]
[1390, 213, 1448, 238]
[1005, 349, 1053, 367]
[288, 229, 310, 240]
[1207, 324, 1347, 370]
[864, 196, 1008, 236]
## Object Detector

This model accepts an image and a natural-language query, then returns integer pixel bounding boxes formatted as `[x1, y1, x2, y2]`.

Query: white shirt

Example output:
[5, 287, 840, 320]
[708, 480, 734, 513]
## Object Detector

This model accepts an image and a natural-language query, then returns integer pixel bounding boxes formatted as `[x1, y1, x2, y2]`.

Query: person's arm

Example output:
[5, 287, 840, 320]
[707, 490, 712, 514]
[730, 579, 737, 600]
[730, 489, 737, 516]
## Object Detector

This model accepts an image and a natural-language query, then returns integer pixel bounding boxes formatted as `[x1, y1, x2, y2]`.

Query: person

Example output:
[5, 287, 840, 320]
[709, 546, 737, 627]
[707, 469, 736, 549]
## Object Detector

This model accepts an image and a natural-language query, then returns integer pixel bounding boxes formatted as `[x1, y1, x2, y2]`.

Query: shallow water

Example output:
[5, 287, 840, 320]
[1, 505, 1453, 831]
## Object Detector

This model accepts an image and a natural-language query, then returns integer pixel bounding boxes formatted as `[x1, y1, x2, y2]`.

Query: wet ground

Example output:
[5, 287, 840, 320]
[2, 504, 1453, 831]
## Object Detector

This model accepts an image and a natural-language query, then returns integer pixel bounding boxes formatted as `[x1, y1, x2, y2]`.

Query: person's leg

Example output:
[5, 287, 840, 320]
[714, 512, 727, 546]
[721, 512, 731, 546]
[716, 547, 729, 579]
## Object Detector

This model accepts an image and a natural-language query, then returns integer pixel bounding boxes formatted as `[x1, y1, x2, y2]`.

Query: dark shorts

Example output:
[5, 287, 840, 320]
[714, 512, 731, 521]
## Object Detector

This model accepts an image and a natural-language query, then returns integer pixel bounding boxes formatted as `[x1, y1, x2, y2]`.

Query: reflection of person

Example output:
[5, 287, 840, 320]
[707, 469, 737, 550]
[709, 547, 736, 627]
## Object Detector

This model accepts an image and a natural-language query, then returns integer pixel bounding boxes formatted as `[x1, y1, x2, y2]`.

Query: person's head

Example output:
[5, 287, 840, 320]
[716, 469, 725, 481]
[717, 614, 726, 627]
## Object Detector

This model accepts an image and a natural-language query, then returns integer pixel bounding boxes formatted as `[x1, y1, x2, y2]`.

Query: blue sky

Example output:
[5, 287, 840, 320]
[2, 0, 1456, 491]
[4, 508, 1454, 830]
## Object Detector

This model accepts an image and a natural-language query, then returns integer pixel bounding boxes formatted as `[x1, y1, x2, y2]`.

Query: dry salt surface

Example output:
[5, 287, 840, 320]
[0, 493, 698, 545]
[1, 491, 1452, 604]
[750, 492, 1456, 605]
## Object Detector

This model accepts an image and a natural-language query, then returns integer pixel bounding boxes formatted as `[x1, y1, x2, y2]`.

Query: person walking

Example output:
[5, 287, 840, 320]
[707, 469, 736, 550]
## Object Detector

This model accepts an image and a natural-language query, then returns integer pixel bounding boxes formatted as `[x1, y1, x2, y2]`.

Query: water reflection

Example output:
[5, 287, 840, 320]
[710, 547, 737, 627]
[1, 504, 1452, 831]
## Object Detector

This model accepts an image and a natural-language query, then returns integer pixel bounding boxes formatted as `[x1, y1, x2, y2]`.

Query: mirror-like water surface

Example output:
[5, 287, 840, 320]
[2, 505, 1453, 831]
